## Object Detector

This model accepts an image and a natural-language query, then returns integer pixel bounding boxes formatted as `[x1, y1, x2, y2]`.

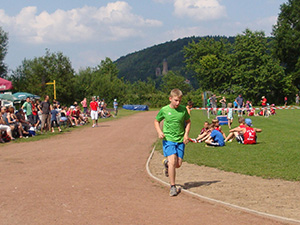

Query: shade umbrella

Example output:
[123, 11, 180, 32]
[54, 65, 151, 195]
[0, 78, 13, 91]
[12, 92, 40, 101]
[0, 94, 19, 102]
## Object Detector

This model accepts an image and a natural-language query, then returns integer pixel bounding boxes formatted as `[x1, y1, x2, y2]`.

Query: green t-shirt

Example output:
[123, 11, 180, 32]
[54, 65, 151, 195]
[22, 102, 32, 116]
[155, 104, 190, 143]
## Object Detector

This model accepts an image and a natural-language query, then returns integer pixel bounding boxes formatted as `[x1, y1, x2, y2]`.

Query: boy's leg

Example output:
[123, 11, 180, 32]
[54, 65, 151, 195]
[167, 154, 177, 186]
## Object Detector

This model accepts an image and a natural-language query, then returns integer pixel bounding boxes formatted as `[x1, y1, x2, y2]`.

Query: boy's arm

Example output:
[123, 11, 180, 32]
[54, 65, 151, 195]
[229, 127, 242, 133]
[183, 119, 191, 144]
[254, 128, 262, 133]
[154, 119, 165, 139]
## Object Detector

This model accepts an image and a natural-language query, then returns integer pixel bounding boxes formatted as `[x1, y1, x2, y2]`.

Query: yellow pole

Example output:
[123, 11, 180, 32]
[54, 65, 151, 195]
[53, 80, 56, 100]
[46, 80, 56, 100]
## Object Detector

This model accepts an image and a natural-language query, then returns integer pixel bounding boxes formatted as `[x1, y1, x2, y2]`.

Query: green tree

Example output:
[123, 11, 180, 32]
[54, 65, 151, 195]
[183, 37, 233, 93]
[10, 49, 75, 104]
[160, 71, 191, 94]
[232, 29, 286, 103]
[272, 0, 300, 91]
[0, 27, 8, 78]
[88, 58, 125, 105]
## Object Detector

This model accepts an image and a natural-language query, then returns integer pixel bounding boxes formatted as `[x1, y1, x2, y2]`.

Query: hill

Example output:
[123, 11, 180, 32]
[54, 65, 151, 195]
[114, 36, 235, 87]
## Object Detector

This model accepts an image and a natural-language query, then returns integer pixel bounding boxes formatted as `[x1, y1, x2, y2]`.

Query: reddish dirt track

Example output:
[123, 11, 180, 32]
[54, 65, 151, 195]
[0, 111, 292, 224]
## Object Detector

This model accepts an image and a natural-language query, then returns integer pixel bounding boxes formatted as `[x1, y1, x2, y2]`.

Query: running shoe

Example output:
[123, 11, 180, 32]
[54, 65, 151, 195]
[162, 159, 169, 177]
[169, 186, 178, 197]
[189, 138, 197, 143]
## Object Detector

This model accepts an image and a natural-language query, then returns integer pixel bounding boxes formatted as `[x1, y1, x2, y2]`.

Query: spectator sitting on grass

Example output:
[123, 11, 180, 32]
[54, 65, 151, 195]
[225, 117, 245, 143]
[212, 118, 226, 139]
[205, 123, 225, 147]
[60, 106, 74, 127]
[7, 106, 28, 138]
[67, 106, 78, 126]
[15, 108, 32, 133]
[227, 118, 262, 144]
[0, 109, 14, 141]
[189, 121, 211, 143]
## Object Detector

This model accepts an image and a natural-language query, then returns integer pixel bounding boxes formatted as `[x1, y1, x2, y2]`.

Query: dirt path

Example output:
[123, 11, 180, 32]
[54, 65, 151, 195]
[0, 111, 295, 224]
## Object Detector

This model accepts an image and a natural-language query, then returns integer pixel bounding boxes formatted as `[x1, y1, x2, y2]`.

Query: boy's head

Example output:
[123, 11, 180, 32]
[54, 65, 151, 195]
[208, 123, 215, 130]
[238, 117, 245, 124]
[245, 118, 252, 127]
[204, 121, 209, 128]
[227, 102, 233, 108]
[169, 89, 183, 109]
[212, 119, 219, 125]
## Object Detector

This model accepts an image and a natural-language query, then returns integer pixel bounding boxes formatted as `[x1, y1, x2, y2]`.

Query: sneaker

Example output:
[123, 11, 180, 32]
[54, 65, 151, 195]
[162, 159, 169, 177]
[169, 186, 178, 197]
[197, 139, 202, 143]
[228, 139, 233, 143]
[92, 124, 95, 128]
[189, 138, 197, 143]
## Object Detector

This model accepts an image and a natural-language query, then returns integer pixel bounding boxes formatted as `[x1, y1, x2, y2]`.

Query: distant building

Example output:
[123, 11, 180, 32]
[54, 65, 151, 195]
[162, 58, 168, 75]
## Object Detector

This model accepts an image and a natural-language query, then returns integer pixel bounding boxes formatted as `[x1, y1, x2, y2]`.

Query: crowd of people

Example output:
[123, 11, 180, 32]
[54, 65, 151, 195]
[189, 117, 262, 147]
[206, 94, 277, 123]
[0, 95, 91, 143]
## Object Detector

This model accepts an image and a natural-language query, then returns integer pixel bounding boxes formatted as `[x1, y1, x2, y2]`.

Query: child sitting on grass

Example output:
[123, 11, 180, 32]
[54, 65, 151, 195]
[189, 121, 211, 143]
[205, 124, 225, 147]
[228, 118, 262, 144]
[225, 117, 245, 143]
[212, 118, 226, 139]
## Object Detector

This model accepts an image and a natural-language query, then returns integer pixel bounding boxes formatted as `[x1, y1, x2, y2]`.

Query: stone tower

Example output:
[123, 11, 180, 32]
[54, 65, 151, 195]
[162, 58, 168, 75]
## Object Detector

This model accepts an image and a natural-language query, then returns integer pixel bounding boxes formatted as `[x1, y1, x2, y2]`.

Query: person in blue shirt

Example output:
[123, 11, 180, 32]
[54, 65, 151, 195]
[205, 124, 225, 147]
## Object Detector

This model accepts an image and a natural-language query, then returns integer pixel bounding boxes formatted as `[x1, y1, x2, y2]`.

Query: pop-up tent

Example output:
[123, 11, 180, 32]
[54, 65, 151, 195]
[13, 92, 40, 101]
[0, 78, 13, 91]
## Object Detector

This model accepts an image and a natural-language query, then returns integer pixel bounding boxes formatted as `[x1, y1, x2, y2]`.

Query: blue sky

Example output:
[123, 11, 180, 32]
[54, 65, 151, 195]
[0, 0, 287, 73]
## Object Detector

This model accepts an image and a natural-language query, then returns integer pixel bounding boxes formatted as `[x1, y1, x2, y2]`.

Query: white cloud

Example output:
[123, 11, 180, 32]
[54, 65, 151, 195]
[0, 1, 162, 44]
[173, 0, 227, 21]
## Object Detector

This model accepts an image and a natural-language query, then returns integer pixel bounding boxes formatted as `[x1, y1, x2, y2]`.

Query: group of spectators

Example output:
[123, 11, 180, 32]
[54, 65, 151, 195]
[0, 95, 90, 143]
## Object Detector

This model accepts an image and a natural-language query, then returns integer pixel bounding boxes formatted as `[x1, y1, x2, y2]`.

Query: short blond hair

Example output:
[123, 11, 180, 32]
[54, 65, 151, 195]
[170, 89, 183, 98]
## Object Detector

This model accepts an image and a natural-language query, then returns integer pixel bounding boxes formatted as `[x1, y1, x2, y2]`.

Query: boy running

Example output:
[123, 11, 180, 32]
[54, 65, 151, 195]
[154, 89, 191, 197]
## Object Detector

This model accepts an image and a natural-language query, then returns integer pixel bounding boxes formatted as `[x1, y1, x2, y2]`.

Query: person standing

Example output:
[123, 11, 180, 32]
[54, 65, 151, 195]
[219, 96, 227, 115]
[90, 96, 99, 128]
[235, 94, 244, 117]
[21, 97, 34, 125]
[81, 98, 88, 116]
[113, 98, 118, 116]
[284, 96, 288, 107]
[154, 89, 191, 197]
[296, 94, 299, 106]
[38, 95, 51, 133]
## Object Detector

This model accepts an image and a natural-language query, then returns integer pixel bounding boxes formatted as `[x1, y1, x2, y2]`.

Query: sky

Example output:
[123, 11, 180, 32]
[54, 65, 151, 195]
[0, 0, 287, 73]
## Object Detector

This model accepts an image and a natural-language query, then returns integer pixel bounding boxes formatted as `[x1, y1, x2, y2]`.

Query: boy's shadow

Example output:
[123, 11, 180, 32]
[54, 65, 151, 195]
[181, 180, 220, 190]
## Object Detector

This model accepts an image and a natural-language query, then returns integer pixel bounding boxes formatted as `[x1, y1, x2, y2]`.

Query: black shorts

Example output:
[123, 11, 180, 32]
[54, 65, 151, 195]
[236, 134, 244, 144]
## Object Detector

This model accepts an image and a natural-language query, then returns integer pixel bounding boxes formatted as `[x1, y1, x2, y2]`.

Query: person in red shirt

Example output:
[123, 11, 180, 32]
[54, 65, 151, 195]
[261, 96, 267, 107]
[284, 96, 288, 107]
[89, 97, 99, 128]
[229, 118, 262, 144]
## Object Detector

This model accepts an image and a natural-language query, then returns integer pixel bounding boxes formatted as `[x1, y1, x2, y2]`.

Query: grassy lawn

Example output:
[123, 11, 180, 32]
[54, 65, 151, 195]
[5, 109, 140, 144]
[156, 109, 300, 181]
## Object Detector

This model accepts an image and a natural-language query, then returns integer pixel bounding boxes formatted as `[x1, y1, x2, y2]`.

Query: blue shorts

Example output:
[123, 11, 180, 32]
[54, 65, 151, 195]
[163, 140, 185, 159]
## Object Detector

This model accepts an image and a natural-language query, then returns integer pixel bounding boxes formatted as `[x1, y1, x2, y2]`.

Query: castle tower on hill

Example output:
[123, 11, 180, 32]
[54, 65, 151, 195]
[162, 58, 168, 75]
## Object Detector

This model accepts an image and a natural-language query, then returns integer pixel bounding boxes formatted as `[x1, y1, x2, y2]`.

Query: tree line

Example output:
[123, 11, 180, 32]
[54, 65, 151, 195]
[1, 0, 299, 107]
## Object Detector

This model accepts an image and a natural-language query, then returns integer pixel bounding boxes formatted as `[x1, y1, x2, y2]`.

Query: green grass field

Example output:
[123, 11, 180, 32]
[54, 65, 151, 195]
[157, 109, 300, 181]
